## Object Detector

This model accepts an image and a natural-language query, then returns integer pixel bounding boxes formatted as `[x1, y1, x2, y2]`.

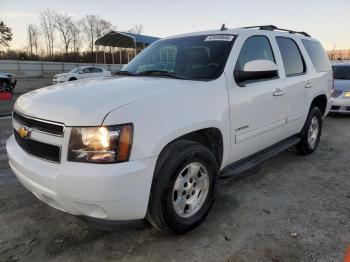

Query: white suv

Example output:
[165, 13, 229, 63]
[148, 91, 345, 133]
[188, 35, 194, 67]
[7, 25, 332, 233]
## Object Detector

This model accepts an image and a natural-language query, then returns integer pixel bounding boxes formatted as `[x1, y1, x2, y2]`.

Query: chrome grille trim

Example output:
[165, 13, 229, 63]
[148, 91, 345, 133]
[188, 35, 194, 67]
[13, 110, 65, 137]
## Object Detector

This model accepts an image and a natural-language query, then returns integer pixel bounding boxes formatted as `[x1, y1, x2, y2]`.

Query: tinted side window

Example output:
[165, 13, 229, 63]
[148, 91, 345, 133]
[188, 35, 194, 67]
[93, 67, 103, 73]
[276, 37, 305, 76]
[82, 67, 91, 73]
[302, 39, 331, 72]
[236, 36, 275, 71]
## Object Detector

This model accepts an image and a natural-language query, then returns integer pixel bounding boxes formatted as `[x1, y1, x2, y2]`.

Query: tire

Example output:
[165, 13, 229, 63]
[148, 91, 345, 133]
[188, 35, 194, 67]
[147, 140, 218, 234]
[69, 77, 77, 81]
[295, 107, 323, 155]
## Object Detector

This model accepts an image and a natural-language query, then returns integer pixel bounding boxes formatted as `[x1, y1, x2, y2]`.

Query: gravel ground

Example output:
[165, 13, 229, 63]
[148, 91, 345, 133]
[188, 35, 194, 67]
[0, 86, 349, 261]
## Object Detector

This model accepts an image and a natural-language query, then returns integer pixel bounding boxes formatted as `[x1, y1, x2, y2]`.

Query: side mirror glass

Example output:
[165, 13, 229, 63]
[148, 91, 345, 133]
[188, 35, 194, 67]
[234, 60, 278, 86]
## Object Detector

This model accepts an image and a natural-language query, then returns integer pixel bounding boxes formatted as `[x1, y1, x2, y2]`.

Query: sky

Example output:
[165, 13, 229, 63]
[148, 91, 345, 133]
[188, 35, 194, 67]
[1, 0, 349, 51]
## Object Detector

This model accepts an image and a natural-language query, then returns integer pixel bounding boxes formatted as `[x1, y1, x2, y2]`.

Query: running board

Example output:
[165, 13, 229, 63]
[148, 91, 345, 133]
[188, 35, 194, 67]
[220, 136, 301, 177]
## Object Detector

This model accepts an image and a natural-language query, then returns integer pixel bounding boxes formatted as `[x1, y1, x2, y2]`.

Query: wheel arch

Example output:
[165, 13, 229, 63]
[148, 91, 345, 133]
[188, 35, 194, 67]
[309, 94, 328, 117]
[155, 127, 224, 172]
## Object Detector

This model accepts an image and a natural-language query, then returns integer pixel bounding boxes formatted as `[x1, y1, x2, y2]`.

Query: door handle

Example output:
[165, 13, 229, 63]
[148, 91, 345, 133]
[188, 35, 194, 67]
[305, 83, 313, 88]
[273, 88, 285, 96]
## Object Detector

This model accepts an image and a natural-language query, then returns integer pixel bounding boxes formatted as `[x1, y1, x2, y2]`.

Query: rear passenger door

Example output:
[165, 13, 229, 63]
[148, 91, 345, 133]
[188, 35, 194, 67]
[91, 67, 103, 77]
[80, 67, 93, 79]
[275, 37, 309, 136]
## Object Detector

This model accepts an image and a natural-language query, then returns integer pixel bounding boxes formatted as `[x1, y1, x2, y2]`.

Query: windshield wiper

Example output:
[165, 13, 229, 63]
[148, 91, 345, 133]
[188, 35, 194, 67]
[116, 70, 137, 76]
[137, 70, 187, 80]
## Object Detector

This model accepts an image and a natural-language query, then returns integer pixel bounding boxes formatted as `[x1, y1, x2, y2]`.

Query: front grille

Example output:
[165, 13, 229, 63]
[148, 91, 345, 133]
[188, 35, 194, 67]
[14, 129, 61, 163]
[13, 111, 64, 136]
[331, 89, 343, 98]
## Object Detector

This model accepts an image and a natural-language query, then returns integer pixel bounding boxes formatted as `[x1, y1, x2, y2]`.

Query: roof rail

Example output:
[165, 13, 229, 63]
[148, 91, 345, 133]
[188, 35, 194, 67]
[242, 25, 311, 37]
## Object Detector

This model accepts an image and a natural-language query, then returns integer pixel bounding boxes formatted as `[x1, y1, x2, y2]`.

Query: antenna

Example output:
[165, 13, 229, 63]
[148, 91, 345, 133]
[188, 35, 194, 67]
[220, 24, 227, 31]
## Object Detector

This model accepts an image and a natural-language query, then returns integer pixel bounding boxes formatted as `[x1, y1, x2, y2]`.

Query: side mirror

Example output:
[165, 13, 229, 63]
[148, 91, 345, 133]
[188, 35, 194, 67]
[234, 60, 278, 86]
[79, 71, 83, 74]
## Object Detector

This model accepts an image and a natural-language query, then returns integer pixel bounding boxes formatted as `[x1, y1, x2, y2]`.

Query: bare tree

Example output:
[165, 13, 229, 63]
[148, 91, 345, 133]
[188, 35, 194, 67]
[95, 19, 113, 40]
[27, 24, 39, 55]
[80, 15, 98, 55]
[40, 9, 56, 58]
[80, 15, 114, 61]
[95, 18, 113, 62]
[71, 22, 81, 54]
[54, 13, 74, 56]
[129, 24, 143, 34]
[0, 21, 13, 48]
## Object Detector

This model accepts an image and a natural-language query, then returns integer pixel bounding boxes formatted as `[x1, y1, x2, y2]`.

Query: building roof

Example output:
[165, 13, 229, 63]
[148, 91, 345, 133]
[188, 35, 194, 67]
[95, 31, 160, 48]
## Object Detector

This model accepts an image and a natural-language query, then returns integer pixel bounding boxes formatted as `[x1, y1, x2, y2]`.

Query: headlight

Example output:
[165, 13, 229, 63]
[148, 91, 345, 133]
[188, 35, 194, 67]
[344, 92, 350, 98]
[68, 124, 133, 163]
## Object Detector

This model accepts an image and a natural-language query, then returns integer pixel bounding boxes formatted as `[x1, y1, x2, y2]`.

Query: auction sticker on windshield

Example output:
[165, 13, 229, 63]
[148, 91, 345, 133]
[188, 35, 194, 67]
[204, 35, 234, 41]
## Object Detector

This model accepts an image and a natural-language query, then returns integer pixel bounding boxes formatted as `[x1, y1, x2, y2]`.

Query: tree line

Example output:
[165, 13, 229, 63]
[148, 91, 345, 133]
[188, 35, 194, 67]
[0, 9, 144, 63]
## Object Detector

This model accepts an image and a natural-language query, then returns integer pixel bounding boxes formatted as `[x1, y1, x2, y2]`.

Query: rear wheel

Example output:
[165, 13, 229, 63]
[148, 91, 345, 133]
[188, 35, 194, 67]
[295, 107, 323, 155]
[147, 140, 218, 234]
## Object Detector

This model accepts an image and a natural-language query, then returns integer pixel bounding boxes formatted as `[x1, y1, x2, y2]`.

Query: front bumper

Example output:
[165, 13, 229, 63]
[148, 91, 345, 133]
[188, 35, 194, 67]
[330, 97, 350, 114]
[6, 135, 157, 221]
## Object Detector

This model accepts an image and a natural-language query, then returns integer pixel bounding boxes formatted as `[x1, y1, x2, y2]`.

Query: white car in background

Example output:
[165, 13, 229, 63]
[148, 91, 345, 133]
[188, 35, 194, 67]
[53, 66, 111, 84]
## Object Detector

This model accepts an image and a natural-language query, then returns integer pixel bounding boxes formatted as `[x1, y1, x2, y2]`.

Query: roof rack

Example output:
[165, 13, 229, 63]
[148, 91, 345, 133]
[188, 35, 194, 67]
[242, 25, 311, 37]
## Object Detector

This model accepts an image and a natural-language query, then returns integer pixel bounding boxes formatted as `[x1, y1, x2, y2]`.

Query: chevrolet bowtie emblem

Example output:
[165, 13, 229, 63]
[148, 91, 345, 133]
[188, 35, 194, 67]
[18, 126, 30, 138]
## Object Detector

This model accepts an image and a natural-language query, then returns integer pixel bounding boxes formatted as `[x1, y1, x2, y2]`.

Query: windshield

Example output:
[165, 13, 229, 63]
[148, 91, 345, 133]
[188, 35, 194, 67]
[123, 34, 236, 80]
[70, 67, 81, 73]
[332, 65, 350, 80]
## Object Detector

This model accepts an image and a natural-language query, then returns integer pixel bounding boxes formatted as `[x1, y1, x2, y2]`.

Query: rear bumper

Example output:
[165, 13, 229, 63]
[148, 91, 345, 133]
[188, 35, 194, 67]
[6, 135, 157, 221]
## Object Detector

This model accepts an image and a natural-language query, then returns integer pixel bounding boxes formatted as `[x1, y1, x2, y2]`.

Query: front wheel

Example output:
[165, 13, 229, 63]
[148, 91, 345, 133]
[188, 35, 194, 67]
[295, 107, 323, 155]
[147, 140, 218, 234]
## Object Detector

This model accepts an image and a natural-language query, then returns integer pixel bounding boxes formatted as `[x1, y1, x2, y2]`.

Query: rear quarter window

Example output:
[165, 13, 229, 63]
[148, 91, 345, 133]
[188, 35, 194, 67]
[301, 39, 331, 72]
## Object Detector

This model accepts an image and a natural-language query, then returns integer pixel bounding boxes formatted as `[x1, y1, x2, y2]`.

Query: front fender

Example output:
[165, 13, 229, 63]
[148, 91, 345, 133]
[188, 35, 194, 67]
[102, 75, 231, 166]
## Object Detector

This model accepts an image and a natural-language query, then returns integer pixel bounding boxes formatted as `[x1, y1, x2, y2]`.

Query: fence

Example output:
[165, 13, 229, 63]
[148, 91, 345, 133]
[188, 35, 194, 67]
[1, 59, 349, 78]
[331, 60, 350, 64]
[0, 60, 124, 78]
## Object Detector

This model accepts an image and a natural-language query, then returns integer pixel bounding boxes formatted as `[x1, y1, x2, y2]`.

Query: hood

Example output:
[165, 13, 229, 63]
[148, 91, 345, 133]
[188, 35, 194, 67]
[334, 79, 350, 91]
[54, 73, 68, 78]
[15, 76, 191, 126]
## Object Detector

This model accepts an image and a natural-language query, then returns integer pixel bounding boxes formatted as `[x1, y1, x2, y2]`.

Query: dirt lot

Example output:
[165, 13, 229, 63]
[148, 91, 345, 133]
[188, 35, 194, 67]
[0, 80, 349, 261]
